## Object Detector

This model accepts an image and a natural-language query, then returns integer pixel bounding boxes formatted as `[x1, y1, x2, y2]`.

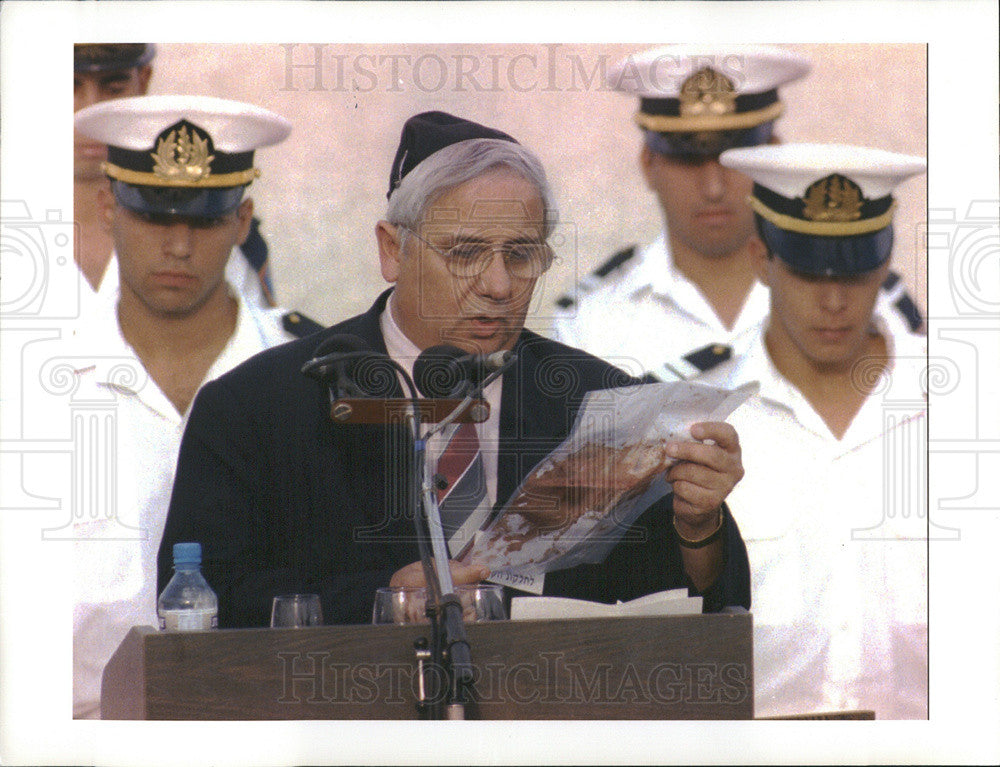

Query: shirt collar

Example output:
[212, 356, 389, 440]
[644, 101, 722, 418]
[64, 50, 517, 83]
[380, 291, 424, 391]
[734, 310, 924, 442]
[633, 232, 771, 334]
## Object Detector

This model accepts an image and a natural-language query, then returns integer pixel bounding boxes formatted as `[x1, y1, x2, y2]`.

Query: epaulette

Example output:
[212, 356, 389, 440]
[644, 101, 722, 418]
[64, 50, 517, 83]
[648, 343, 732, 382]
[593, 244, 638, 278]
[555, 245, 638, 310]
[282, 311, 325, 338]
[881, 270, 925, 333]
[684, 343, 732, 373]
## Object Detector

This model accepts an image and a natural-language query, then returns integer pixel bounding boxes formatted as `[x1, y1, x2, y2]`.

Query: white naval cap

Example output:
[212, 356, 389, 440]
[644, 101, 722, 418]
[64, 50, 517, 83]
[607, 44, 811, 156]
[721, 143, 927, 275]
[74, 95, 291, 217]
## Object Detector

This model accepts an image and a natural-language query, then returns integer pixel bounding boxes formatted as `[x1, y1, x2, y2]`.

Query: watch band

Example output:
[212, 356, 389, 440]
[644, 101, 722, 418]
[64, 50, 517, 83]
[673, 508, 725, 549]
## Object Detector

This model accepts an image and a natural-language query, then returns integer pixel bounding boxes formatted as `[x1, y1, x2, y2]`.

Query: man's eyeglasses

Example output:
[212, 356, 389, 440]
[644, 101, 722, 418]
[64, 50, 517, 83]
[400, 226, 554, 280]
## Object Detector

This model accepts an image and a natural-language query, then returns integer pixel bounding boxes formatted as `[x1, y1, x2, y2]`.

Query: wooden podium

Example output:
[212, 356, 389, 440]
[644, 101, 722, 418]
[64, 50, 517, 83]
[102, 613, 753, 720]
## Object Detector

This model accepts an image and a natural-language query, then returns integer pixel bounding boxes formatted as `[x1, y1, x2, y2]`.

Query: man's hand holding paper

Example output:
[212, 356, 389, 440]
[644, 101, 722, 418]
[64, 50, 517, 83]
[460, 381, 757, 592]
[666, 421, 744, 538]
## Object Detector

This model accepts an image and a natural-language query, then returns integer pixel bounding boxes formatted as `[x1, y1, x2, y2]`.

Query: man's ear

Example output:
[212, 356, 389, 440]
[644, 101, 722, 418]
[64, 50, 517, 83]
[639, 144, 657, 190]
[749, 235, 772, 286]
[97, 184, 115, 233]
[235, 198, 255, 246]
[375, 221, 402, 283]
[137, 64, 153, 94]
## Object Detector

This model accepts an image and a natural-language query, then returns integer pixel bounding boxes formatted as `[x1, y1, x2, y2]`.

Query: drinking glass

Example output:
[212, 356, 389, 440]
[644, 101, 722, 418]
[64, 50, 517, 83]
[270, 593, 324, 628]
[372, 584, 507, 625]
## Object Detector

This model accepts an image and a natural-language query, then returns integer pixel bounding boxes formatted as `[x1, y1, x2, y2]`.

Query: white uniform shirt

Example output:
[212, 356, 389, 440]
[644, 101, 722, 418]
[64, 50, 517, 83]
[552, 231, 921, 379]
[700, 315, 928, 719]
[71, 253, 294, 719]
[553, 233, 771, 379]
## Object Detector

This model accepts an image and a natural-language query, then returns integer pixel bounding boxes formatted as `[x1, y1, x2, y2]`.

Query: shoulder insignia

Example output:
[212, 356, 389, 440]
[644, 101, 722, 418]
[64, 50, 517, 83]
[683, 343, 733, 373]
[894, 295, 924, 333]
[282, 311, 325, 338]
[593, 245, 638, 278]
[880, 269, 925, 333]
[647, 343, 732, 382]
[553, 244, 640, 311]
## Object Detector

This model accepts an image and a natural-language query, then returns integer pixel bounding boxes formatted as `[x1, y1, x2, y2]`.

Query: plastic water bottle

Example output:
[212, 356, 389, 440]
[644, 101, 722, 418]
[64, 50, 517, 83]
[157, 542, 218, 631]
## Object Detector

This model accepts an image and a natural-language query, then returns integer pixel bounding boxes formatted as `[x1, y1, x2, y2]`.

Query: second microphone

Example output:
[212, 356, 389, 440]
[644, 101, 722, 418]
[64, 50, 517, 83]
[413, 345, 515, 398]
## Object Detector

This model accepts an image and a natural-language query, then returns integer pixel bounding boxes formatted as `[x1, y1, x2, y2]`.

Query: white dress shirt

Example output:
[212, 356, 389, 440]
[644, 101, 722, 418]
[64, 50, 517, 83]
[700, 314, 928, 719]
[379, 294, 503, 511]
[71, 253, 294, 719]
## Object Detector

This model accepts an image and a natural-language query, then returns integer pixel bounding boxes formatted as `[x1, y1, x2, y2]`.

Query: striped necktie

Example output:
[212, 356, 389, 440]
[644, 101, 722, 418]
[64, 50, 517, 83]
[435, 421, 490, 557]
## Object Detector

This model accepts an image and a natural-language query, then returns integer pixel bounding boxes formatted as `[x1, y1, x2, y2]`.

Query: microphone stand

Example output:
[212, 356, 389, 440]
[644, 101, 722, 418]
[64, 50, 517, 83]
[305, 348, 515, 719]
[414, 355, 517, 718]
[377, 364, 465, 720]
[415, 389, 479, 720]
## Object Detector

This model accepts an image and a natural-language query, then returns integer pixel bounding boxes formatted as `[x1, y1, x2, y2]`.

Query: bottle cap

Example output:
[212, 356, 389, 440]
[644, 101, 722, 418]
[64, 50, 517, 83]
[173, 542, 202, 567]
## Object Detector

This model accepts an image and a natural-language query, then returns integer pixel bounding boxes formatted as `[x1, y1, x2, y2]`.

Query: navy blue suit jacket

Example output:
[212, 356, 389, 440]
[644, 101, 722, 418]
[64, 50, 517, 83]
[158, 291, 750, 626]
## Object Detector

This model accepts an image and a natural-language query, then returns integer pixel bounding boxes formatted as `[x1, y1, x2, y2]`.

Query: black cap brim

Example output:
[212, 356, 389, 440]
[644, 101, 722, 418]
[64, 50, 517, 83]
[759, 216, 894, 277]
[644, 122, 775, 159]
[74, 44, 156, 74]
[111, 180, 245, 218]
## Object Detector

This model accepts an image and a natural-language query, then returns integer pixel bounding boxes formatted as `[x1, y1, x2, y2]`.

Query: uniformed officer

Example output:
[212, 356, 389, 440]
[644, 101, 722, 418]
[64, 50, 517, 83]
[74, 44, 299, 320]
[70, 95, 309, 718]
[699, 143, 928, 718]
[552, 44, 924, 381]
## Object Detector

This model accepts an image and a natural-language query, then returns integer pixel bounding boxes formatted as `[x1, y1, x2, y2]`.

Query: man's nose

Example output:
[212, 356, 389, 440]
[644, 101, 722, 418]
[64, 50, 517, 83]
[162, 222, 195, 259]
[699, 159, 727, 201]
[74, 80, 103, 113]
[818, 281, 849, 313]
[474, 249, 514, 299]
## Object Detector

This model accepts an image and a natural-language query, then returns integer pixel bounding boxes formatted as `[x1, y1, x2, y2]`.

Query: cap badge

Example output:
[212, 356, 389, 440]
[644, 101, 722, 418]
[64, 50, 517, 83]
[679, 68, 737, 118]
[802, 174, 863, 222]
[151, 121, 215, 182]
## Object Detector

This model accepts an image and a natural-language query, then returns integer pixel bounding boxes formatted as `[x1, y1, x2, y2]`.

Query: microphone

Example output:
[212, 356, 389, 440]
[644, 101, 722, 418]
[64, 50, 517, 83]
[413, 345, 515, 398]
[302, 334, 395, 398]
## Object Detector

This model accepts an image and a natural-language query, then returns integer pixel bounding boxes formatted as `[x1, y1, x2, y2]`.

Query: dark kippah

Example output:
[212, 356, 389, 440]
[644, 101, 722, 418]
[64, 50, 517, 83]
[386, 111, 518, 199]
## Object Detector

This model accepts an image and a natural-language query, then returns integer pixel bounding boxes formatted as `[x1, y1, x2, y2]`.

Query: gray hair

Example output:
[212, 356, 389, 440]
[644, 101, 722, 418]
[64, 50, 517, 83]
[385, 138, 558, 242]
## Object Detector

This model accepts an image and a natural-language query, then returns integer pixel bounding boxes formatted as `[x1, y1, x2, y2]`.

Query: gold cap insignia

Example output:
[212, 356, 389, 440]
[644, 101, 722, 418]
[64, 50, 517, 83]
[150, 123, 215, 182]
[802, 174, 864, 222]
[679, 68, 737, 118]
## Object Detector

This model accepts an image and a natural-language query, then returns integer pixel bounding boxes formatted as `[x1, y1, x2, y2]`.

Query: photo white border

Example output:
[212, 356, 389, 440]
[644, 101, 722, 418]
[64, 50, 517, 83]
[1, 1, 998, 765]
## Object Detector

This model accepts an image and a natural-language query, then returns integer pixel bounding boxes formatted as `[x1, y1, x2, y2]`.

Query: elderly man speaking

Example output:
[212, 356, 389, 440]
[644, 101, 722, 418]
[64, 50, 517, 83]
[157, 112, 750, 627]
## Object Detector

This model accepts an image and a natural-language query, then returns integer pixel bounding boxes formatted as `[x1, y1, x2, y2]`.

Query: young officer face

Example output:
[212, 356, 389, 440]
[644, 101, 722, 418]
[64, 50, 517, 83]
[640, 145, 756, 260]
[74, 66, 152, 180]
[102, 191, 253, 318]
[755, 241, 890, 372]
[378, 168, 547, 355]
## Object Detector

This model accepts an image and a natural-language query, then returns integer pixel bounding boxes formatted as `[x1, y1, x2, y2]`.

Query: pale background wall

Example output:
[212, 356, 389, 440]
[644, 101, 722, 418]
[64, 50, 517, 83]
[147, 43, 927, 332]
